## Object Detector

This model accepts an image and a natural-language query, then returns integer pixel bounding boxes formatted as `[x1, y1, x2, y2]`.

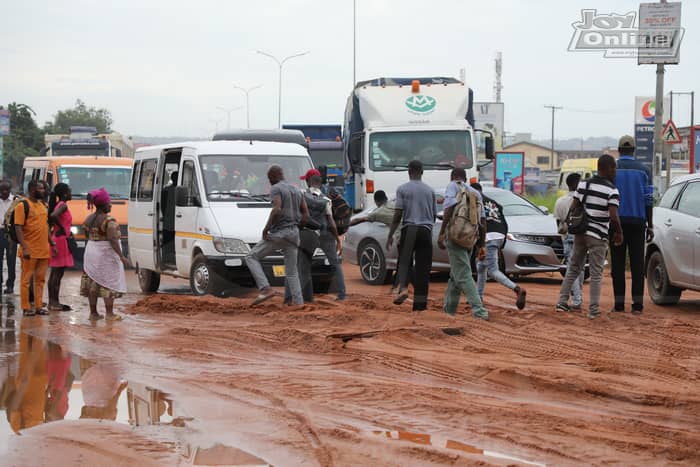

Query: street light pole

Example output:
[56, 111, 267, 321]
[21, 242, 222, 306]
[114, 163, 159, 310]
[257, 50, 310, 128]
[216, 106, 243, 131]
[234, 84, 262, 129]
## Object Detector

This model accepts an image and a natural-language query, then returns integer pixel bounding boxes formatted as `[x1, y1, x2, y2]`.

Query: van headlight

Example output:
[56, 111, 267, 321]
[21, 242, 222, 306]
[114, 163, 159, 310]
[212, 237, 250, 254]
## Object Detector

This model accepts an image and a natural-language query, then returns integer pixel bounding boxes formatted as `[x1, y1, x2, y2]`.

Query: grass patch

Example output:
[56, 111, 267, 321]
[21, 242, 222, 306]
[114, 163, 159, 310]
[526, 192, 559, 214]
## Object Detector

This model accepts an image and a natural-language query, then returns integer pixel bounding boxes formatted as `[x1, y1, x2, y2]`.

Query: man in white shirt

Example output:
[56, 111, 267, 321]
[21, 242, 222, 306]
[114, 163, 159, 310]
[0, 181, 17, 294]
[553, 173, 584, 311]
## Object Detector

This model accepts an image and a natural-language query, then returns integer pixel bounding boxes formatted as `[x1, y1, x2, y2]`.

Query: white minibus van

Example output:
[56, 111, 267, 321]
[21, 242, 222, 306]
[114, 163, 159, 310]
[128, 139, 334, 295]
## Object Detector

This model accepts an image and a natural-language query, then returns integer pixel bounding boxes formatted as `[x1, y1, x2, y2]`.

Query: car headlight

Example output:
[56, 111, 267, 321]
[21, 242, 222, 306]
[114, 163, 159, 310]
[212, 237, 251, 254]
[313, 248, 325, 257]
[71, 226, 79, 235]
[507, 233, 550, 245]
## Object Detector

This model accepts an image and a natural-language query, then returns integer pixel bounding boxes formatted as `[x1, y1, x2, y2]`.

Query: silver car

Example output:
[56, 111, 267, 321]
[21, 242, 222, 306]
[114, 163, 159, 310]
[344, 187, 568, 285]
[646, 173, 700, 305]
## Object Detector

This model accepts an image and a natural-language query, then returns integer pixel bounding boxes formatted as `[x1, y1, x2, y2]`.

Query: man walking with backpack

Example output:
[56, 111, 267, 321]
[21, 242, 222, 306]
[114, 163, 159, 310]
[437, 168, 489, 320]
[471, 183, 527, 309]
[610, 135, 654, 314]
[557, 155, 623, 319]
[387, 160, 436, 311]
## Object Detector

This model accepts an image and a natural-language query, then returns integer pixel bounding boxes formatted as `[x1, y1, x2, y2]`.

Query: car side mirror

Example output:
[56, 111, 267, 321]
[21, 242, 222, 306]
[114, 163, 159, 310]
[538, 205, 550, 215]
[484, 136, 495, 160]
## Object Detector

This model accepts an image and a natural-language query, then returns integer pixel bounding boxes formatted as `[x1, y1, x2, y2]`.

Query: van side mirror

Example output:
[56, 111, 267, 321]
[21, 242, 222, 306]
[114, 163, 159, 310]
[176, 186, 200, 207]
[484, 136, 495, 160]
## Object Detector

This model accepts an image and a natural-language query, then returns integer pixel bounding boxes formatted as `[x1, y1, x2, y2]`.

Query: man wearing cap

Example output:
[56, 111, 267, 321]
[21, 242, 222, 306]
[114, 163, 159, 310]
[610, 135, 653, 314]
[299, 169, 345, 300]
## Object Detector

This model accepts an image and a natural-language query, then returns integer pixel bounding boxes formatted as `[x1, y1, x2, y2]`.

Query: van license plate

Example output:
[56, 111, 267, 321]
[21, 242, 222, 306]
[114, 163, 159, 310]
[272, 265, 286, 277]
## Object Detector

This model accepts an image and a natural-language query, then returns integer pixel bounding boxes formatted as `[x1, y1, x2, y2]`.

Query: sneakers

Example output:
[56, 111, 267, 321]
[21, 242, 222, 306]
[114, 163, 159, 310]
[555, 303, 570, 313]
[514, 286, 527, 310]
[588, 310, 601, 320]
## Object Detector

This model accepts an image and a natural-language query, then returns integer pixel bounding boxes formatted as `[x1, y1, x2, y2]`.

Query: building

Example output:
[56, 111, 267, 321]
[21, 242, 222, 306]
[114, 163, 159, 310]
[502, 142, 560, 170]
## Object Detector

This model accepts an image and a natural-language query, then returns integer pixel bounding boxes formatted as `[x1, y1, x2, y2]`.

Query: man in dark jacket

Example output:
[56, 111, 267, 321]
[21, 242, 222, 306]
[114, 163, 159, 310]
[611, 135, 653, 314]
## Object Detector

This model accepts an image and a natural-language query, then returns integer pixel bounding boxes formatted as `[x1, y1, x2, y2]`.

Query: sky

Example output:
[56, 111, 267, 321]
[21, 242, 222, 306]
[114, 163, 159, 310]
[1, 0, 697, 140]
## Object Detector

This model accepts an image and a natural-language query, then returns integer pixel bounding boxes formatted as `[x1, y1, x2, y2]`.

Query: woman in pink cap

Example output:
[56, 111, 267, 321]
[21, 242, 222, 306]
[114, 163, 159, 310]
[80, 188, 130, 321]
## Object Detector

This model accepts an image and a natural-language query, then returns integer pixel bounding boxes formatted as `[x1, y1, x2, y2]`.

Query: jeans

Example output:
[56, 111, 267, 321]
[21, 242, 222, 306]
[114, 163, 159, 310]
[476, 239, 516, 299]
[564, 234, 584, 307]
[444, 241, 487, 317]
[284, 229, 318, 303]
[396, 226, 432, 311]
[610, 223, 646, 311]
[558, 234, 607, 315]
[0, 234, 17, 291]
[319, 230, 346, 299]
[246, 227, 303, 305]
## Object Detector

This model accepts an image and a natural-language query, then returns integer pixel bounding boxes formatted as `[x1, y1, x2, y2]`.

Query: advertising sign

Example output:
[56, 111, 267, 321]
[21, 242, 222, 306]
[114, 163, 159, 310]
[691, 126, 700, 174]
[638, 2, 683, 65]
[634, 124, 655, 175]
[474, 102, 504, 151]
[0, 109, 9, 136]
[494, 152, 525, 194]
[634, 96, 669, 125]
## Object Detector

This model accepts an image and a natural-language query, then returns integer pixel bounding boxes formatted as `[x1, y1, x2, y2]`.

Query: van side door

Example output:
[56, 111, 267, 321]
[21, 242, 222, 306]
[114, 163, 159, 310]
[128, 158, 158, 270]
[175, 155, 203, 276]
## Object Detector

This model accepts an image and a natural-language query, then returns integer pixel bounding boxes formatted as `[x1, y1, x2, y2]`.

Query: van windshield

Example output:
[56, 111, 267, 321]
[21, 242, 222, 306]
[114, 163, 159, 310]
[57, 166, 132, 199]
[199, 154, 312, 201]
[369, 130, 473, 171]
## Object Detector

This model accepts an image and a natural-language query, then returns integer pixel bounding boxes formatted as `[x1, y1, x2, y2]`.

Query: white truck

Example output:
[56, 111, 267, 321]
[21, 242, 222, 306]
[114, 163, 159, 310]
[343, 77, 494, 211]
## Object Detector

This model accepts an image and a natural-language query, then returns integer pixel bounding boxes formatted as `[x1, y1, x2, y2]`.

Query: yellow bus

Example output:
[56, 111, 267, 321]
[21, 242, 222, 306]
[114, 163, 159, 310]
[557, 158, 599, 197]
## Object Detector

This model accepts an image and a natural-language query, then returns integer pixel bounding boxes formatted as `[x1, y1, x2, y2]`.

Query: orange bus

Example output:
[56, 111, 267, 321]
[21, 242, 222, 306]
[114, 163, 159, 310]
[20, 156, 134, 256]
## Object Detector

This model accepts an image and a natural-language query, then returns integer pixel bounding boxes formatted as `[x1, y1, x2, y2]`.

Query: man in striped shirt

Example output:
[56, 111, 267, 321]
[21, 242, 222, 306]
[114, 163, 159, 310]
[556, 155, 623, 319]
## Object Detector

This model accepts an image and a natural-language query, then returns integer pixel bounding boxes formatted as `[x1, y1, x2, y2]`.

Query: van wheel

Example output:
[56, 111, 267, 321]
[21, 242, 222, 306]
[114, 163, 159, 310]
[647, 251, 682, 305]
[138, 268, 161, 293]
[190, 254, 219, 296]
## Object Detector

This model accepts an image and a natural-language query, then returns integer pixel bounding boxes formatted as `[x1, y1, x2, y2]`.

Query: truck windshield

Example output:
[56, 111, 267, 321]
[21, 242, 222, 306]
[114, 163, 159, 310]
[199, 154, 312, 201]
[310, 148, 343, 169]
[57, 166, 132, 199]
[369, 131, 473, 171]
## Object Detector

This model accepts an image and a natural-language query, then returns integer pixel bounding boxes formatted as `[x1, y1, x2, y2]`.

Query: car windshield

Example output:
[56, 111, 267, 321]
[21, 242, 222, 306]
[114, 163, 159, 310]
[485, 189, 544, 216]
[369, 131, 473, 171]
[199, 154, 312, 201]
[57, 166, 132, 199]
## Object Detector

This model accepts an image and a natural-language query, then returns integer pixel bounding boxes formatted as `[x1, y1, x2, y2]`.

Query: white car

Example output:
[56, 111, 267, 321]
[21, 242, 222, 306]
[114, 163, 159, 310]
[646, 173, 700, 305]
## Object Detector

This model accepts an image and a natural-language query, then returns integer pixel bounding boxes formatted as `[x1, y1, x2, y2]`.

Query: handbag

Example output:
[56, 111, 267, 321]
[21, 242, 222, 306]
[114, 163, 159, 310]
[565, 180, 591, 235]
[67, 234, 78, 254]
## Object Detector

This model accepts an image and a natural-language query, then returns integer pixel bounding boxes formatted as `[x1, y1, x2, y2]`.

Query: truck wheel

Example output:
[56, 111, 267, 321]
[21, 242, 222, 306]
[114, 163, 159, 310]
[358, 240, 388, 285]
[647, 251, 682, 305]
[190, 254, 220, 296]
[138, 268, 161, 293]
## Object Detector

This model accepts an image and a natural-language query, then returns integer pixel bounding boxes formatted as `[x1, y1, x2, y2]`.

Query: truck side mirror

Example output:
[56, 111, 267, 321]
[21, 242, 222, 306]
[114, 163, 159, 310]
[484, 136, 495, 160]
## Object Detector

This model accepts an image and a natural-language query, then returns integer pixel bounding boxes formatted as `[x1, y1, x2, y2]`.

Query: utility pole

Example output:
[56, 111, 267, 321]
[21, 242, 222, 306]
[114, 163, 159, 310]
[234, 84, 262, 129]
[257, 50, 310, 128]
[544, 105, 562, 170]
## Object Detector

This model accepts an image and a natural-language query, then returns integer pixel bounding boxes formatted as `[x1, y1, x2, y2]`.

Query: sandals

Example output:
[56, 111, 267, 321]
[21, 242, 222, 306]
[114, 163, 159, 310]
[393, 290, 409, 305]
[23, 309, 36, 317]
[252, 289, 278, 305]
[89, 313, 104, 321]
[105, 314, 123, 322]
[34, 308, 49, 316]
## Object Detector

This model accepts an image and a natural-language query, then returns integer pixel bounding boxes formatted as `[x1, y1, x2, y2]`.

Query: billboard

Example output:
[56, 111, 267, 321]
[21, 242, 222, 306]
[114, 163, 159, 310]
[634, 124, 655, 175]
[634, 96, 670, 125]
[474, 102, 504, 151]
[691, 126, 700, 174]
[0, 110, 9, 136]
[638, 2, 683, 65]
[494, 152, 525, 194]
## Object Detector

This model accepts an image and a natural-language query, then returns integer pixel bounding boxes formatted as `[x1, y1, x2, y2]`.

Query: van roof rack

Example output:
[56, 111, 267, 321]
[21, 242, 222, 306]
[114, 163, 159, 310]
[212, 129, 307, 147]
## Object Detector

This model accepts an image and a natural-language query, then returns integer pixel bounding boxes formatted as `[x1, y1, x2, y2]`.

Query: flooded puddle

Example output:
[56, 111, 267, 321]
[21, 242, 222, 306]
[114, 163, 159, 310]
[0, 306, 269, 466]
[370, 430, 546, 466]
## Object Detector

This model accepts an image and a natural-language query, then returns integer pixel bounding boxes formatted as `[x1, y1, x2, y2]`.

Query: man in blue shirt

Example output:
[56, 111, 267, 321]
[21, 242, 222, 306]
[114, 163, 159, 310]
[611, 135, 654, 314]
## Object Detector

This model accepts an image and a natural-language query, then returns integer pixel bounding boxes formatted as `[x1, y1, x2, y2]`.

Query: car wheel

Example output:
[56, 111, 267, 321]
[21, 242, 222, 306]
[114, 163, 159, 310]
[358, 240, 388, 285]
[190, 254, 220, 296]
[138, 267, 160, 293]
[647, 251, 682, 305]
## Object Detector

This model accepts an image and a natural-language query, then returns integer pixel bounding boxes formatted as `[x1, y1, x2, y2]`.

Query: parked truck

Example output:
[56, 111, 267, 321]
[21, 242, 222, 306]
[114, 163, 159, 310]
[283, 124, 344, 193]
[44, 126, 135, 158]
[343, 77, 493, 211]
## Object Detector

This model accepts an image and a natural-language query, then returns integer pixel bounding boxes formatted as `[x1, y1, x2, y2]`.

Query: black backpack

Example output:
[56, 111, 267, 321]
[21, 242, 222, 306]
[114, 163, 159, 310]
[4, 199, 30, 243]
[330, 192, 351, 235]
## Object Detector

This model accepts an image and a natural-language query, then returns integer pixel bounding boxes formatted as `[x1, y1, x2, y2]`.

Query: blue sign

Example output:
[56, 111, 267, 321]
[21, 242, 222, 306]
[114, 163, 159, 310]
[634, 124, 654, 175]
[0, 110, 9, 136]
[494, 152, 525, 194]
[692, 126, 700, 174]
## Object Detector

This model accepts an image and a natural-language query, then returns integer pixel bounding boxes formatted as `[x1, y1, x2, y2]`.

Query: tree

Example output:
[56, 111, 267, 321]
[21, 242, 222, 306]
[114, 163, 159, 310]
[44, 99, 113, 134]
[1, 103, 45, 182]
